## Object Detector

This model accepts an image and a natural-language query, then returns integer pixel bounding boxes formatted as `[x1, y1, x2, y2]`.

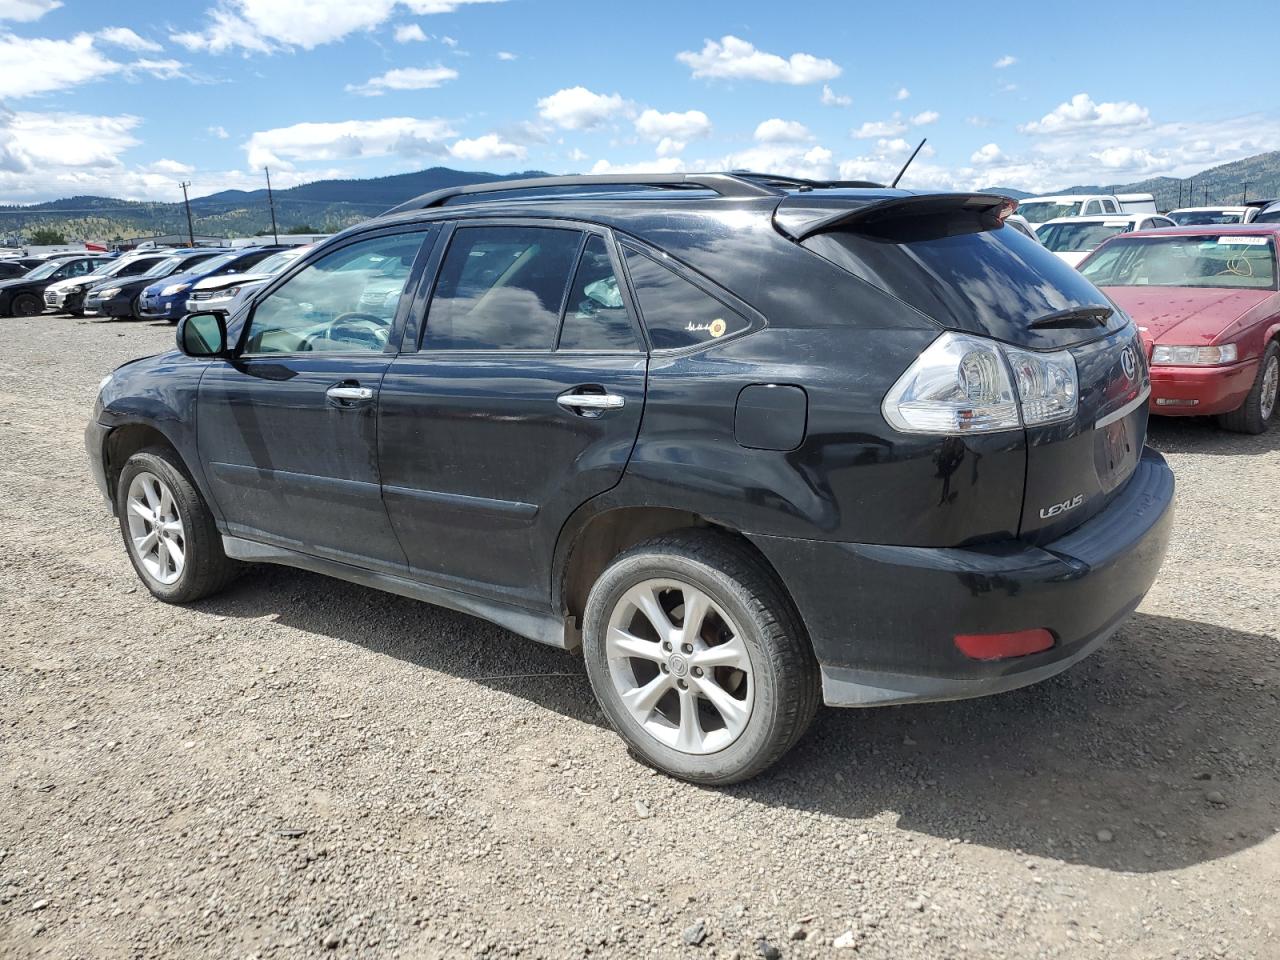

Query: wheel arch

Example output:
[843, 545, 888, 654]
[104, 422, 190, 506]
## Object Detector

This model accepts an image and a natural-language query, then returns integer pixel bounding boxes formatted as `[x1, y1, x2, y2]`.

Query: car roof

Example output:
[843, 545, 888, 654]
[1117, 223, 1280, 238]
[1020, 195, 1108, 202]
[1041, 214, 1152, 224]
[1168, 206, 1248, 213]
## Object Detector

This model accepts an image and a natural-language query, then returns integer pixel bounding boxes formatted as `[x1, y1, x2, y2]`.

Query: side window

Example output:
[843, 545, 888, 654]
[424, 225, 581, 351]
[119, 260, 150, 277]
[1084, 200, 1101, 215]
[557, 235, 637, 351]
[623, 249, 748, 350]
[245, 230, 429, 355]
[1102, 199, 1118, 213]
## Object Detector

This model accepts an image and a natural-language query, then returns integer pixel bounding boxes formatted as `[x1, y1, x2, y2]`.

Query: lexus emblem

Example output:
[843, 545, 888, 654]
[1121, 347, 1137, 381]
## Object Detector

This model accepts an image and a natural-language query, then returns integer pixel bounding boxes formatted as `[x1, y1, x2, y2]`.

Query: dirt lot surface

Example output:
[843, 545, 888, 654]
[1, 313, 1278, 960]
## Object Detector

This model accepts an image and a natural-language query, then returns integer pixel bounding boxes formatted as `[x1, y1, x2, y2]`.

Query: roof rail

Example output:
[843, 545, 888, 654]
[385, 172, 785, 214]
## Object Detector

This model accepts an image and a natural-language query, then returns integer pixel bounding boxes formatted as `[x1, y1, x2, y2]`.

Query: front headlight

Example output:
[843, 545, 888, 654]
[97, 287, 121, 298]
[161, 283, 190, 297]
[1151, 344, 1238, 366]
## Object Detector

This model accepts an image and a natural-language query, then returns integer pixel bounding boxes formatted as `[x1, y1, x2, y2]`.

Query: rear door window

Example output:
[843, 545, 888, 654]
[622, 249, 748, 350]
[557, 235, 638, 351]
[424, 226, 582, 351]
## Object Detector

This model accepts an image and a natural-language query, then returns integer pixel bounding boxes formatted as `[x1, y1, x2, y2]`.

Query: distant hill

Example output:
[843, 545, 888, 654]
[5, 151, 1280, 243]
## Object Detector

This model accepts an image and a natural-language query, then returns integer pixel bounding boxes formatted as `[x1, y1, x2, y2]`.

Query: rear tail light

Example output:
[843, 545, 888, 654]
[955, 629, 1054, 661]
[882, 331, 1078, 435]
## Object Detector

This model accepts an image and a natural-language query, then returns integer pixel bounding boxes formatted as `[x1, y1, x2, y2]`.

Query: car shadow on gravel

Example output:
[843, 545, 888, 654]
[202, 566, 1278, 873]
[748, 611, 1279, 873]
[1146, 416, 1280, 456]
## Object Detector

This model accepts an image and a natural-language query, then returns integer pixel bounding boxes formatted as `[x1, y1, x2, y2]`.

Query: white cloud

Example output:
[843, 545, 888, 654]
[877, 137, 912, 154]
[97, 26, 161, 52]
[634, 108, 711, 142]
[567, 147, 588, 163]
[394, 23, 427, 42]
[1019, 92, 1150, 135]
[537, 86, 626, 130]
[753, 118, 811, 143]
[966, 115, 994, 127]
[655, 137, 684, 157]
[496, 50, 516, 60]
[439, 34, 457, 47]
[209, 125, 230, 139]
[852, 119, 907, 139]
[589, 157, 686, 175]
[894, 87, 910, 100]
[911, 110, 939, 126]
[717, 143, 835, 180]
[346, 65, 457, 96]
[0, 32, 123, 97]
[448, 133, 526, 161]
[245, 116, 457, 168]
[970, 142, 1003, 164]
[0, 0, 60, 21]
[993, 54, 1017, 68]
[173, 0, 505, 54]
[130, 58, 186, 80]
[148, 158, 195, 175]
[677, 35, 839, 85]
[820, 84, 850, 107]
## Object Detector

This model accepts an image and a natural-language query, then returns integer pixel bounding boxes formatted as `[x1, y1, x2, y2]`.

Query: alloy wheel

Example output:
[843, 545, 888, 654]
[1261, 353, 1279, 421]
[604, 578, 753, 755]
[125, 471, 186, 585]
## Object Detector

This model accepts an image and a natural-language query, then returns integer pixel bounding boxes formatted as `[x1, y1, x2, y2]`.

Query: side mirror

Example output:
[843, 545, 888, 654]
[176, 311, 229, 357]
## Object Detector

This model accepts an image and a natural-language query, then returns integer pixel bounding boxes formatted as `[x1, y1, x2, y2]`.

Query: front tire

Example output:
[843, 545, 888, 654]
[1217, 341, 1279, 435]
[116, 447, 238, 603]
[582, 531, 819, 785]
[11, 293, 41, 317]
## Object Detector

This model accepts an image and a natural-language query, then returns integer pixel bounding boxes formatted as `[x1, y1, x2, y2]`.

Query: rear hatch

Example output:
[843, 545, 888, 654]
[784, 192, 1150, 543]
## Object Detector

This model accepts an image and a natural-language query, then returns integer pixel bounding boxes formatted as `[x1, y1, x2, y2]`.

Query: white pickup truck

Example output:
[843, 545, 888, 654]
[1017, 192, 1158, 231]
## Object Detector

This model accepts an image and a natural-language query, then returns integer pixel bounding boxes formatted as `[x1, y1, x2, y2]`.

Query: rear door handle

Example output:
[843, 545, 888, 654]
[557, 393, 625, 412]
[326, 385, 375, 404]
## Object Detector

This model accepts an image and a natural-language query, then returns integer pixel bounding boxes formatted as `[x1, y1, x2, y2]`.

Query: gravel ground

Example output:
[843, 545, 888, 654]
[1, 313, 1278, 960]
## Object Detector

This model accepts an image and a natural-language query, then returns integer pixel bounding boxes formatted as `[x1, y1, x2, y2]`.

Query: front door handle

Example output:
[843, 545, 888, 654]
[557, 393, 625, 412]
[326, 384, 375, 404]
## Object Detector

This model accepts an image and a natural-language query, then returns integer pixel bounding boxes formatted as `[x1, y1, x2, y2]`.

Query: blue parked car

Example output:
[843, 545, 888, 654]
[136, 247, 284, 322]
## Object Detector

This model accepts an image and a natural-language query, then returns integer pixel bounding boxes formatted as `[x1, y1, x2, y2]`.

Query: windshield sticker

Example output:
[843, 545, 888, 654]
[1216, 236, 1268, 245]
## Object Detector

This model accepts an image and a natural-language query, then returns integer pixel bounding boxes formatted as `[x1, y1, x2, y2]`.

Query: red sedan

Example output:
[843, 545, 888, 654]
[1078, 224, 1280, 433]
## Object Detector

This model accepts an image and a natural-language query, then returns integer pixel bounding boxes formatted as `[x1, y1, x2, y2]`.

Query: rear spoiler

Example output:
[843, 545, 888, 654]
[774, 192, 1017, 241]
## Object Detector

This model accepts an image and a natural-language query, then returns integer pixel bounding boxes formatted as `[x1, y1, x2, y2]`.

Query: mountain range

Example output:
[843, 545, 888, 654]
[3, 151, 1278, 243]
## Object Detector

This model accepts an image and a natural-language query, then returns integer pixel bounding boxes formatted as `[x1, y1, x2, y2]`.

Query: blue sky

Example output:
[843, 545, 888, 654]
[1, 0, 1277, 203]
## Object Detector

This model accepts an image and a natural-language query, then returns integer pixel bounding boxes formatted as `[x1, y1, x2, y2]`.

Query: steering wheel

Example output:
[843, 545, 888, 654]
[320, 312, 389, 347]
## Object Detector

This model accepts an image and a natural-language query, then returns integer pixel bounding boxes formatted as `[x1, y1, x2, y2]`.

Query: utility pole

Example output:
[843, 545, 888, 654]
[264, 166, 279, 245]
[1242, 181, 1248, 204]
[179, 180, 195, 247]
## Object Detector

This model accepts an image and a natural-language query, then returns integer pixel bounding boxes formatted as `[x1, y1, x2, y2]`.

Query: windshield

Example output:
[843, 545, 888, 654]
[24, 260, 64, 280]
[1080, 235, 1277, 290]
[145, 256, 187, 277]
[1038, 222, 1128, 253]
[193, 252, 239, 274]
[250, 250, 302, 275]
[1168, 210, 1243, 226]
[1019, 201, 1083, 223]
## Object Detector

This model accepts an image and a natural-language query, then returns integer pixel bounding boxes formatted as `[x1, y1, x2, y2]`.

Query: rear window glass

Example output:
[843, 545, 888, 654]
[1037, 221, 1127, 253]
[1018, 200, 1082, 223]
[803, 221, 1113, 334]
[1079, 235, 1277, 290]
[622, 249, 747, 350]
[1168, 210, 1244, 226]
[558, 235, 637, 351]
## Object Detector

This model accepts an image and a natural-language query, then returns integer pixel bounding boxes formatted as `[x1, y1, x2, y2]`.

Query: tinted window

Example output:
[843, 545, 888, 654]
[623, 249, 747, 350]
[424, 226, 581, 351]
[1037, 222, 1127, 252]
[245, 231, 428, 354]
[1102, 200, 1118, 213]
[558, 235, 637, 351]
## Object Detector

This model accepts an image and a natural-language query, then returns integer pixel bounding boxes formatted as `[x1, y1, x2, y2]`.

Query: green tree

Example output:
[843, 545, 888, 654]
[28, 227, 66, 245]
[285, 224, 319, 234]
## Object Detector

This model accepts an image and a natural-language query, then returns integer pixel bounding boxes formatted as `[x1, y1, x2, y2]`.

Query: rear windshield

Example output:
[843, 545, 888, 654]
[802, 220, 1120, 343]
[1079, 235, 1277, 290]
[1018, 200, 1082, 223]
[1168, 210, 1244, 226]
[1037, 221, 1127, 253]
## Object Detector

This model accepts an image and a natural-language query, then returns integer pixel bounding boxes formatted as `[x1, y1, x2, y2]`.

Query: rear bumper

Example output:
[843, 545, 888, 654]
[749, 448, 1175, 707]
[1149, 359, 1257, 416]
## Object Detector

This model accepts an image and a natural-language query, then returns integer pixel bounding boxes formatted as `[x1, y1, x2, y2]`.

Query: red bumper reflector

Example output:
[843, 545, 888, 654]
[954, 628, 1055, 661]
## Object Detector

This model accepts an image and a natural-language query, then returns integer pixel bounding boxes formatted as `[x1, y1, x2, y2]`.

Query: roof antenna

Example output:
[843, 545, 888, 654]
[891, 138, 927, 189]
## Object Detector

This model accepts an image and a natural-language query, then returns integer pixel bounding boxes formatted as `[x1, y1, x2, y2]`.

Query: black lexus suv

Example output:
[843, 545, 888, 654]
[87, 173, 1174, 784]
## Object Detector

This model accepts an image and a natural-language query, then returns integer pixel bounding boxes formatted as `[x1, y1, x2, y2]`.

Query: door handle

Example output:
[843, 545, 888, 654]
[557, 393, 625, 412]
[326, 385, 375, 403]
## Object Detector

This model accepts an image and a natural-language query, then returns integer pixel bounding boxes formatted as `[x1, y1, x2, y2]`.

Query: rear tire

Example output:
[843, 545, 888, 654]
[116, 447, 239, 603]
[582, 530, 819, 785]
[11, 293, 41, 317]
[1217, 341, 1279, 435]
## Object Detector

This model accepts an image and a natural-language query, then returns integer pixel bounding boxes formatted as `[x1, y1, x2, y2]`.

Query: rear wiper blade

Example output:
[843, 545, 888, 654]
[1027, 305, 1114, 329]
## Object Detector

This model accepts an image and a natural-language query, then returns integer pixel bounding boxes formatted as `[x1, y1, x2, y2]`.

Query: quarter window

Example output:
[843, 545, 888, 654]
[558, 235, 637, 351]
[244, 231, 428, 354]
[424, 226, 582, 351]
[622, 249, 747, 350]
